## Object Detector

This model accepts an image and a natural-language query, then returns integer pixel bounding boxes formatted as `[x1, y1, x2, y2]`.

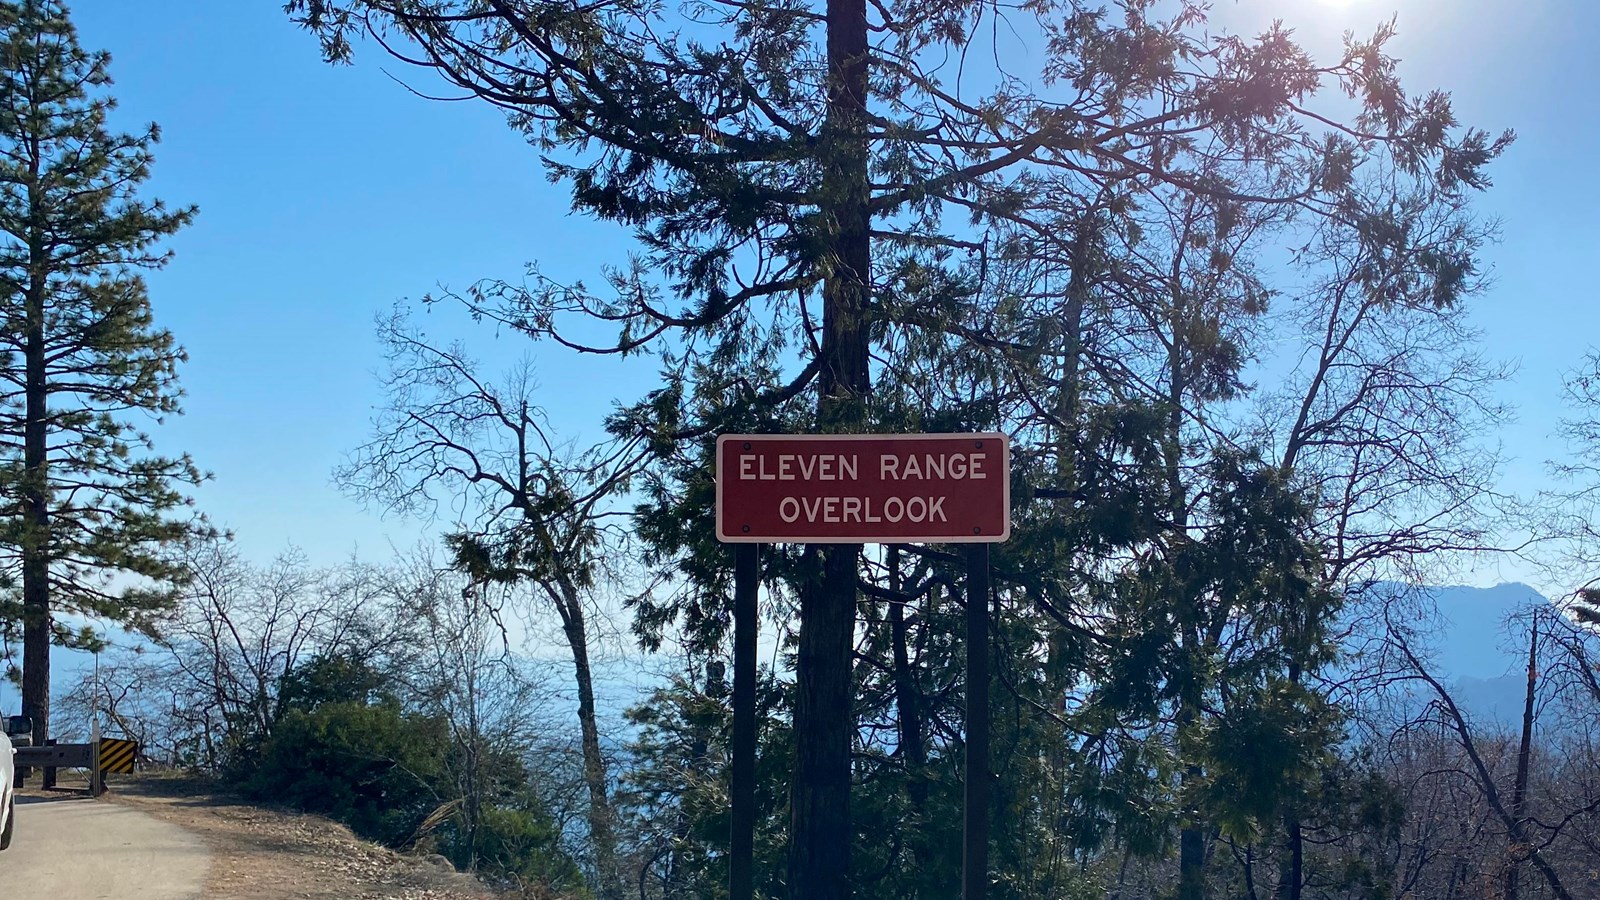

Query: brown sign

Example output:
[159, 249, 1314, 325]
[715, 433, 1010, 543]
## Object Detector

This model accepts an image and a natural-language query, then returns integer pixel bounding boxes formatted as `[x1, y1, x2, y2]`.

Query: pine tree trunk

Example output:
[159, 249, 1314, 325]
[1275, 630, 1309, 900]
[787, 0, 870, 891]
[21, 232, 52, 749]
[1178, 798, 1205, 900]
[887, 546, 926, 811]
[1274, 814, 1303, 900]
[789, 545, 861, 900]
[1054, 225, 1092, 488]
[560, 592, 622, 900]
[1046, 222, 1092, 776]
[1168, 263, 1207, 900]
[1176, 640, 1206, 900]
[887, 544, 931, 888]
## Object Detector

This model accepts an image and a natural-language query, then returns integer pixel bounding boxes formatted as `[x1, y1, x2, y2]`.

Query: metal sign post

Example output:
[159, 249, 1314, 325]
[715, 432, 1010, 900]
[729, 543, 759, 899]
[963, 544, 990, 900]
[91, 713, 102, 795]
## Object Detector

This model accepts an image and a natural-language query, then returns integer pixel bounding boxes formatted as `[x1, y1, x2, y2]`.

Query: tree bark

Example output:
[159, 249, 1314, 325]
[787, 0, 870, 891]
[560, 591, 622, 900]
[1168, 275, 1205, 900]
[1276, 632, 1307, 900]
[887, 546, 926, 810]
[21, 201, 51, 749]
[1178, 804, 1206, 900]
[789, 545, 861, 900]
[462, 628, 483, 871]
[816, 0, 870, 422]
[1503, 615, 1537, 900]
[1045, 223, 1092, 731]
[1273, 814, 1303, 900]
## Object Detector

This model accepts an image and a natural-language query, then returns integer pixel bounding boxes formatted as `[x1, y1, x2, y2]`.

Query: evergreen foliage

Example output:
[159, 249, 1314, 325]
[0, 0, 207, 742]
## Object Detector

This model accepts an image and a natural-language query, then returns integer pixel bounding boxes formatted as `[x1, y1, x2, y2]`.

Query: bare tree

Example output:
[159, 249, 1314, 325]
[387, 550, 561, 872]
[150, 536, 410, 768]
[1258, 182, 1512, 586]
[1383, 606, 1599, 900]
[338, 309, 638, 899]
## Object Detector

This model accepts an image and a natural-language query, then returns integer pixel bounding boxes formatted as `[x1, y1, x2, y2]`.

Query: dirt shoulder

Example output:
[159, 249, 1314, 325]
[105, 771, 507, 900]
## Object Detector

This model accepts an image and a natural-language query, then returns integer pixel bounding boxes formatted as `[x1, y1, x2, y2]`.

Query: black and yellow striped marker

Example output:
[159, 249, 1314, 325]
[98, 737, 137, 775]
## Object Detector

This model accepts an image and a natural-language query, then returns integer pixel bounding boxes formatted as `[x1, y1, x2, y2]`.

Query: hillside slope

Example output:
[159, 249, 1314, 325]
[107, 772, 527, 900]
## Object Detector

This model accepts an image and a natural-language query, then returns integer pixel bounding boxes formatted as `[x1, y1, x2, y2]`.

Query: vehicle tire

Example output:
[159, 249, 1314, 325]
[0, 796, 13, 851]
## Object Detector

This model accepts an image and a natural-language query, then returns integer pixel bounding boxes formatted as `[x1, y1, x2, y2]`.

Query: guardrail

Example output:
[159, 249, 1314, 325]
[15, 744, 93, 769]
[14, 740, 108, 795]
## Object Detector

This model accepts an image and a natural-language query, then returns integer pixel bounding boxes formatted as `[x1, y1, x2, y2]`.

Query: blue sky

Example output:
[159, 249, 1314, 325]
[55, 0, 1600, 589]
[65, 0, 663, 565]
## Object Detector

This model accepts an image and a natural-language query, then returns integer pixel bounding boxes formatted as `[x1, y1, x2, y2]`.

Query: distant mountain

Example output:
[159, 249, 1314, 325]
[1448, 674, 1535, 726]
[1389, 582, 1553, 730]
[1424, 582, 1548, 680]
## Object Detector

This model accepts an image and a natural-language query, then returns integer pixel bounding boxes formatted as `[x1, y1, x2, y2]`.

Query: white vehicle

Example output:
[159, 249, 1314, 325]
[0, 714, 27, 851]
[1, 727, 13, 851]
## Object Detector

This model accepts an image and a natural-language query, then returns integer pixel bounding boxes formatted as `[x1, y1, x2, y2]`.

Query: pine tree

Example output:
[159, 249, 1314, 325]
[0, 0, 205, 745]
